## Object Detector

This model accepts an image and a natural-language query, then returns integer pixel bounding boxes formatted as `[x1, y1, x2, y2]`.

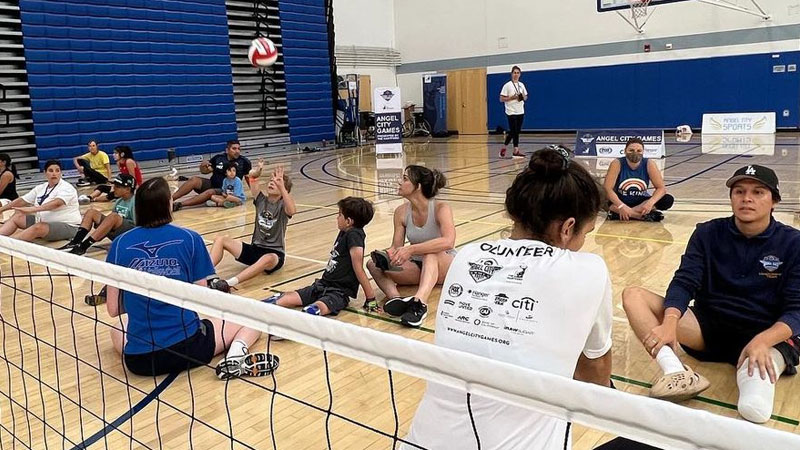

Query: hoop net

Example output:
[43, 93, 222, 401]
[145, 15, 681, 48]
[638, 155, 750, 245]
[630, 0, 652, 19]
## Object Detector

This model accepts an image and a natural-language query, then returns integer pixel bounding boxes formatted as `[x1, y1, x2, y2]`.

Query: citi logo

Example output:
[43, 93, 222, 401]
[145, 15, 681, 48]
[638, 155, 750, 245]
[512, 297, 538, 311]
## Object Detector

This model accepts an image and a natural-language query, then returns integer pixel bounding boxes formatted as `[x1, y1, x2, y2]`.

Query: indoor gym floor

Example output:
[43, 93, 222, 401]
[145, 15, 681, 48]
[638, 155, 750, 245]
[1, 133, 800, 449]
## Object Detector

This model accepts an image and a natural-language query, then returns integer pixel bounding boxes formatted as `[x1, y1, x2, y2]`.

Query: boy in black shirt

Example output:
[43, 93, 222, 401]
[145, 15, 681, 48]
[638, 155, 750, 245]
[273, 197, 375, 315]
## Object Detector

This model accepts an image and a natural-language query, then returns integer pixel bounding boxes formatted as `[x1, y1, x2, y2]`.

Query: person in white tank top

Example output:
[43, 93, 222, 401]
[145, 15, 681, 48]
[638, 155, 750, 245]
[367, 165, 456, 328]
[402, 146, 613, 450]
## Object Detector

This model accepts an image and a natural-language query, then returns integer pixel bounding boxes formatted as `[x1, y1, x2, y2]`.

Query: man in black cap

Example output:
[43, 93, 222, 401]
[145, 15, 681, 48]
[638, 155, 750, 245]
[60, 173, 137, 255]
[622, 164, 800, 423]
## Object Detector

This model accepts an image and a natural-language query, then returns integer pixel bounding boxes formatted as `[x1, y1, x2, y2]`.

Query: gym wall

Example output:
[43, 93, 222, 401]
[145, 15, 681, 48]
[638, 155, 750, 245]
[18, 0, 335, 169]
[332, 0, 397, 90]
[393, 0, 800, 131]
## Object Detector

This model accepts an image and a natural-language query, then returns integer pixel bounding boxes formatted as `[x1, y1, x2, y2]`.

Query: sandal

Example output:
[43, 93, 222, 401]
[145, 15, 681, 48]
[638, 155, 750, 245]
[650, 365, 710, 402]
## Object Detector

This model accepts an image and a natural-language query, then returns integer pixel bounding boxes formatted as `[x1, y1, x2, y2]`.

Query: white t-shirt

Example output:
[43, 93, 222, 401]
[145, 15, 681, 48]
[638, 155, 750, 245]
[501, 80, 527, 116]
[404, 239, 613, 450]
[22, 180, 81, 225]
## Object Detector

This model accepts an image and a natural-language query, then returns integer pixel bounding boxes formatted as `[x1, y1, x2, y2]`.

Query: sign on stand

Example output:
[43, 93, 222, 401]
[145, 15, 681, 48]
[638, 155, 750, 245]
[373, 87, 403, 155]
[574, 129, 665, 158]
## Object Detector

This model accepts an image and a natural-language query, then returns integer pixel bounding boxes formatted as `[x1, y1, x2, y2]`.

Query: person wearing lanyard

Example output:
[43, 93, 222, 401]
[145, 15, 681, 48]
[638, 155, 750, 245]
[499, 65, 528, 159]
[0, 160, 82, 242]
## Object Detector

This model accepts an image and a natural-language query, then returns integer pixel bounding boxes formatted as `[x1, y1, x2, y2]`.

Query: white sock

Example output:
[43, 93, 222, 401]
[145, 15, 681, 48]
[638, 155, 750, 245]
[736, 348, 786, 423]
[656, 346, 684, 375]
[226, 277, 240, 287]
[226, 339, 248, 359]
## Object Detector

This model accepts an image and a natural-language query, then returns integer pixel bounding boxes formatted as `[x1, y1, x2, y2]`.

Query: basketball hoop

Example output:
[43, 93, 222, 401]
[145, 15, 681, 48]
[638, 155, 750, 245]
[630, 0, 651, 19]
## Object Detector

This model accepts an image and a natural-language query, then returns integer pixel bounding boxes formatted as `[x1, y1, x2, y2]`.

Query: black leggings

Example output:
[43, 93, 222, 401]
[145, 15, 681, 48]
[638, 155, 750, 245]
[78, 159, 108, 184]
[504, 114, 524, 148]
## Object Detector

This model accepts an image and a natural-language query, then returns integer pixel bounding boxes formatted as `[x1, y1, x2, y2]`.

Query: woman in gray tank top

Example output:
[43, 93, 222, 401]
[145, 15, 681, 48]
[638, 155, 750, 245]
[367, 165, 456, 328]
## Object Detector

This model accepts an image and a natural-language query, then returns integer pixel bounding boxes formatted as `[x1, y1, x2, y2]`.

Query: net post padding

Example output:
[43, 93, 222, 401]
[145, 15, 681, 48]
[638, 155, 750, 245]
[1, 236, 799, 450]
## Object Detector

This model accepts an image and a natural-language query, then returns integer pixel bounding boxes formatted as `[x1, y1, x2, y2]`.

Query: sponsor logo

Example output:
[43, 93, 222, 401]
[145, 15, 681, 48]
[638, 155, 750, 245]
[440, 311, 452, 319]
[494, 293, 509, 305]
[456, 315, 470, 323]
[580, 133, 595, 145]
[468, 258, 503, 283]
[468, 289, 489, 301]
[598, 147, 614, 155]
[503, 325, 535, 336]
[745, 165, 757, 175]
[760, 255, 783, 272]
[127, 240, 182, 258]
[448, 283, 464, 297]
[479, 306, 492, 318]
[458, 302, 473, 311]
[380, 90, 395, 101]
[507, 264, 528, 283]
[474, 319, 481, 326]
[443, 299, 455, 306]
[513, 297, 538, 312]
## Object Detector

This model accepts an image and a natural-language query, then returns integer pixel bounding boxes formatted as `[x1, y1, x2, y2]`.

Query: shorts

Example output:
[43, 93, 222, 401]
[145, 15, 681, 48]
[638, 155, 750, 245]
[410, 248, 458, 269]
[235, 242, 285, 274]
[95, 184, 116, 200]
[26, 215, 79, 241]
[124, 319, 216, 376]
[106, 220, 135, 241]
[194, 178, 214, 194]
[681, 305, 800, 375]
[295, 280, 350, 315]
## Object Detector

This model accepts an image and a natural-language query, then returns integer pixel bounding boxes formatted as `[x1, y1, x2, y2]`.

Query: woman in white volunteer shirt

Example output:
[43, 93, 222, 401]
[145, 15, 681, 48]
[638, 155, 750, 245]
[499, 65, 527, 159]
[404, 146, 613, 450]
[0, 160, 82, 242]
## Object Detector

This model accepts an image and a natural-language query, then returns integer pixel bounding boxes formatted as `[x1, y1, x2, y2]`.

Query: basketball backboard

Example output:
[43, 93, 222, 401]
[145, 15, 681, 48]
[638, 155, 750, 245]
[597, 0, 690, 13]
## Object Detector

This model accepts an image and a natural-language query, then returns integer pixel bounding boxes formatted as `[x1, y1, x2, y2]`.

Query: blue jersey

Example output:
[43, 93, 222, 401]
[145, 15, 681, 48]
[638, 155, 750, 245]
[222, 177, 245, 202]
[614, 157, 651, 204]
[106, 224, 215, 355]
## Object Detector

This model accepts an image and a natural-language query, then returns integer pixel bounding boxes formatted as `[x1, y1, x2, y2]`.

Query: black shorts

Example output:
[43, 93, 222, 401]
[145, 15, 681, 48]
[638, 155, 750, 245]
[124, 319, 216, 376]
[194, 178, 214, 193]
[681, 305, 800, 375]
[106, 220, 135, 241]
[295, 280, 350, 315]
[235, 243, 285, 274]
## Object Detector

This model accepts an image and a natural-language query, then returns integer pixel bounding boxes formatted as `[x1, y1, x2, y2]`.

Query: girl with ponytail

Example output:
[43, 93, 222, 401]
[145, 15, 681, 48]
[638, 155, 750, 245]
[403, 146, 613, 450]
[367, 164, 456, 328]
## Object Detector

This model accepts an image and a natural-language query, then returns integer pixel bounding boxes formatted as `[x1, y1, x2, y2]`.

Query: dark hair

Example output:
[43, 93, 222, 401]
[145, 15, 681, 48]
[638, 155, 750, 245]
[0, 154, 18, 179]
[114, 145, 135, 160]
[338, 196, 374, 229]
[44, 159, 61, 171]
[135, 177, 172, 228]
[226, 140, 240, 149]
[405, 165, 447, 199]
[88, 139, 98, 146]
[511, 65, 521, 73]
[224, 161, 238, 173]
[625, 137, 644, 149]
[504, 147, 603, 244]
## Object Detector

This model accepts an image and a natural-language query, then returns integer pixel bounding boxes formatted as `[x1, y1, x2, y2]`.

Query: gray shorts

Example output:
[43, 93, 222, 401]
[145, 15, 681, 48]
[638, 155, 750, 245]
[107, 220, 135, 241]
[26, 215, 79, 242]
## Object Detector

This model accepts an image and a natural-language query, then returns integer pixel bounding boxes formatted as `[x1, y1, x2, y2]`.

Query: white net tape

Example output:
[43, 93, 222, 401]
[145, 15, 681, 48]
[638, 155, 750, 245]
[2, 235, 799, 450]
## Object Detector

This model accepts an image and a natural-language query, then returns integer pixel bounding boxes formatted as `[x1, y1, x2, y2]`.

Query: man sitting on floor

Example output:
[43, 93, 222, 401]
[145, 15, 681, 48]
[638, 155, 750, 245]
[59, 174, 136, 255]
[603, 137, 673, 222]
[623, 164, 800, 423]
[171, 140, 251, 211]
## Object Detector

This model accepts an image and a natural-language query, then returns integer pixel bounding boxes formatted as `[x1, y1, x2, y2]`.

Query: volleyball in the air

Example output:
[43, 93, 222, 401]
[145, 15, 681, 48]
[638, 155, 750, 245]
[248, 37, 278, 68]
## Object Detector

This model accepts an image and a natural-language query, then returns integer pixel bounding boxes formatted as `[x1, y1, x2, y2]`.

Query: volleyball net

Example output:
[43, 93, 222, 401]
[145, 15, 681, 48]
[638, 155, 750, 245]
[0, 236, 799, 450]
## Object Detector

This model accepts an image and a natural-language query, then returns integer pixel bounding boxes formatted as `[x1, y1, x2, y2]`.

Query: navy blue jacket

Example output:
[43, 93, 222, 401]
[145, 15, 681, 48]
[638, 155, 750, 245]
[664, 217, 800, 335]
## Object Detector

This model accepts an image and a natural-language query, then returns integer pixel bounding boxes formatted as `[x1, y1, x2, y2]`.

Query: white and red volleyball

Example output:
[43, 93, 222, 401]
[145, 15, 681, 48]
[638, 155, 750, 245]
[248, 37, 278, 68]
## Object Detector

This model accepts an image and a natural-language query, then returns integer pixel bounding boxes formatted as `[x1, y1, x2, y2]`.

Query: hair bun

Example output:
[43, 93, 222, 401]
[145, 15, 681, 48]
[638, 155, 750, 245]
[432, 169, 447, 190]
[528, 148, 569, 180]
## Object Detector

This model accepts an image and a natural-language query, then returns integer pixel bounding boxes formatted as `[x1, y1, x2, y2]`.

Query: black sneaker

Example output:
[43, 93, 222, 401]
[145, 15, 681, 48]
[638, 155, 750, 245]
[172, 201, 183, 212]
[76, 178, 91, 187]
[208, 278, 231, 293]
[642, 210, 664, 222]
[607, 211, 621, 221]
[401, 299, 428, 328]
[383, 296, 412, 316]
[57, 242, 78, 251]
[69, 245, 87, 256]
[85, 286, 107, 306]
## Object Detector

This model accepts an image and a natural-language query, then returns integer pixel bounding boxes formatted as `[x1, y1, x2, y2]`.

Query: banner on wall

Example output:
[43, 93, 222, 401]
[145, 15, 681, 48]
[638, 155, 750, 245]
[574, 129, 665, 158]
[423, 74, 447, 136]
[373, 87, 403, 155]
[702, 112, 776, 135]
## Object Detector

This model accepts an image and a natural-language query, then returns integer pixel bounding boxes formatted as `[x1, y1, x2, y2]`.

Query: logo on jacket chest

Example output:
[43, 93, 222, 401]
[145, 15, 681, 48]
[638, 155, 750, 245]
[759, 255, 783, 279]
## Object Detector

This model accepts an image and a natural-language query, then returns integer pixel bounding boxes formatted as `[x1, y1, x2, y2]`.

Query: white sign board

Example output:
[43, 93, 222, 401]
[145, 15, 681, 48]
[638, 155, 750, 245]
[701, 112, 776, 135]
[701, 134, 776, 156]
[373, 87, 403, 155]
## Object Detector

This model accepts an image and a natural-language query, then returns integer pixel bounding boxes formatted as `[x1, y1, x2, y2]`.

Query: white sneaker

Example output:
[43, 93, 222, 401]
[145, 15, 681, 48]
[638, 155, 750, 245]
[78, 195, 91, 205]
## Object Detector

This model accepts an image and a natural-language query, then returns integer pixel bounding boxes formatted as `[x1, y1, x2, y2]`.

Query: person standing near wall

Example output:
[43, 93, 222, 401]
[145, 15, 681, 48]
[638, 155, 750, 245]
[499, 66, 528, 159]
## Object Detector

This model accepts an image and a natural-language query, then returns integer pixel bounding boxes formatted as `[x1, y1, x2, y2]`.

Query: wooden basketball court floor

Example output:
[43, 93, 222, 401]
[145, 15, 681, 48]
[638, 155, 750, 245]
[2, 134, 800, 449]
